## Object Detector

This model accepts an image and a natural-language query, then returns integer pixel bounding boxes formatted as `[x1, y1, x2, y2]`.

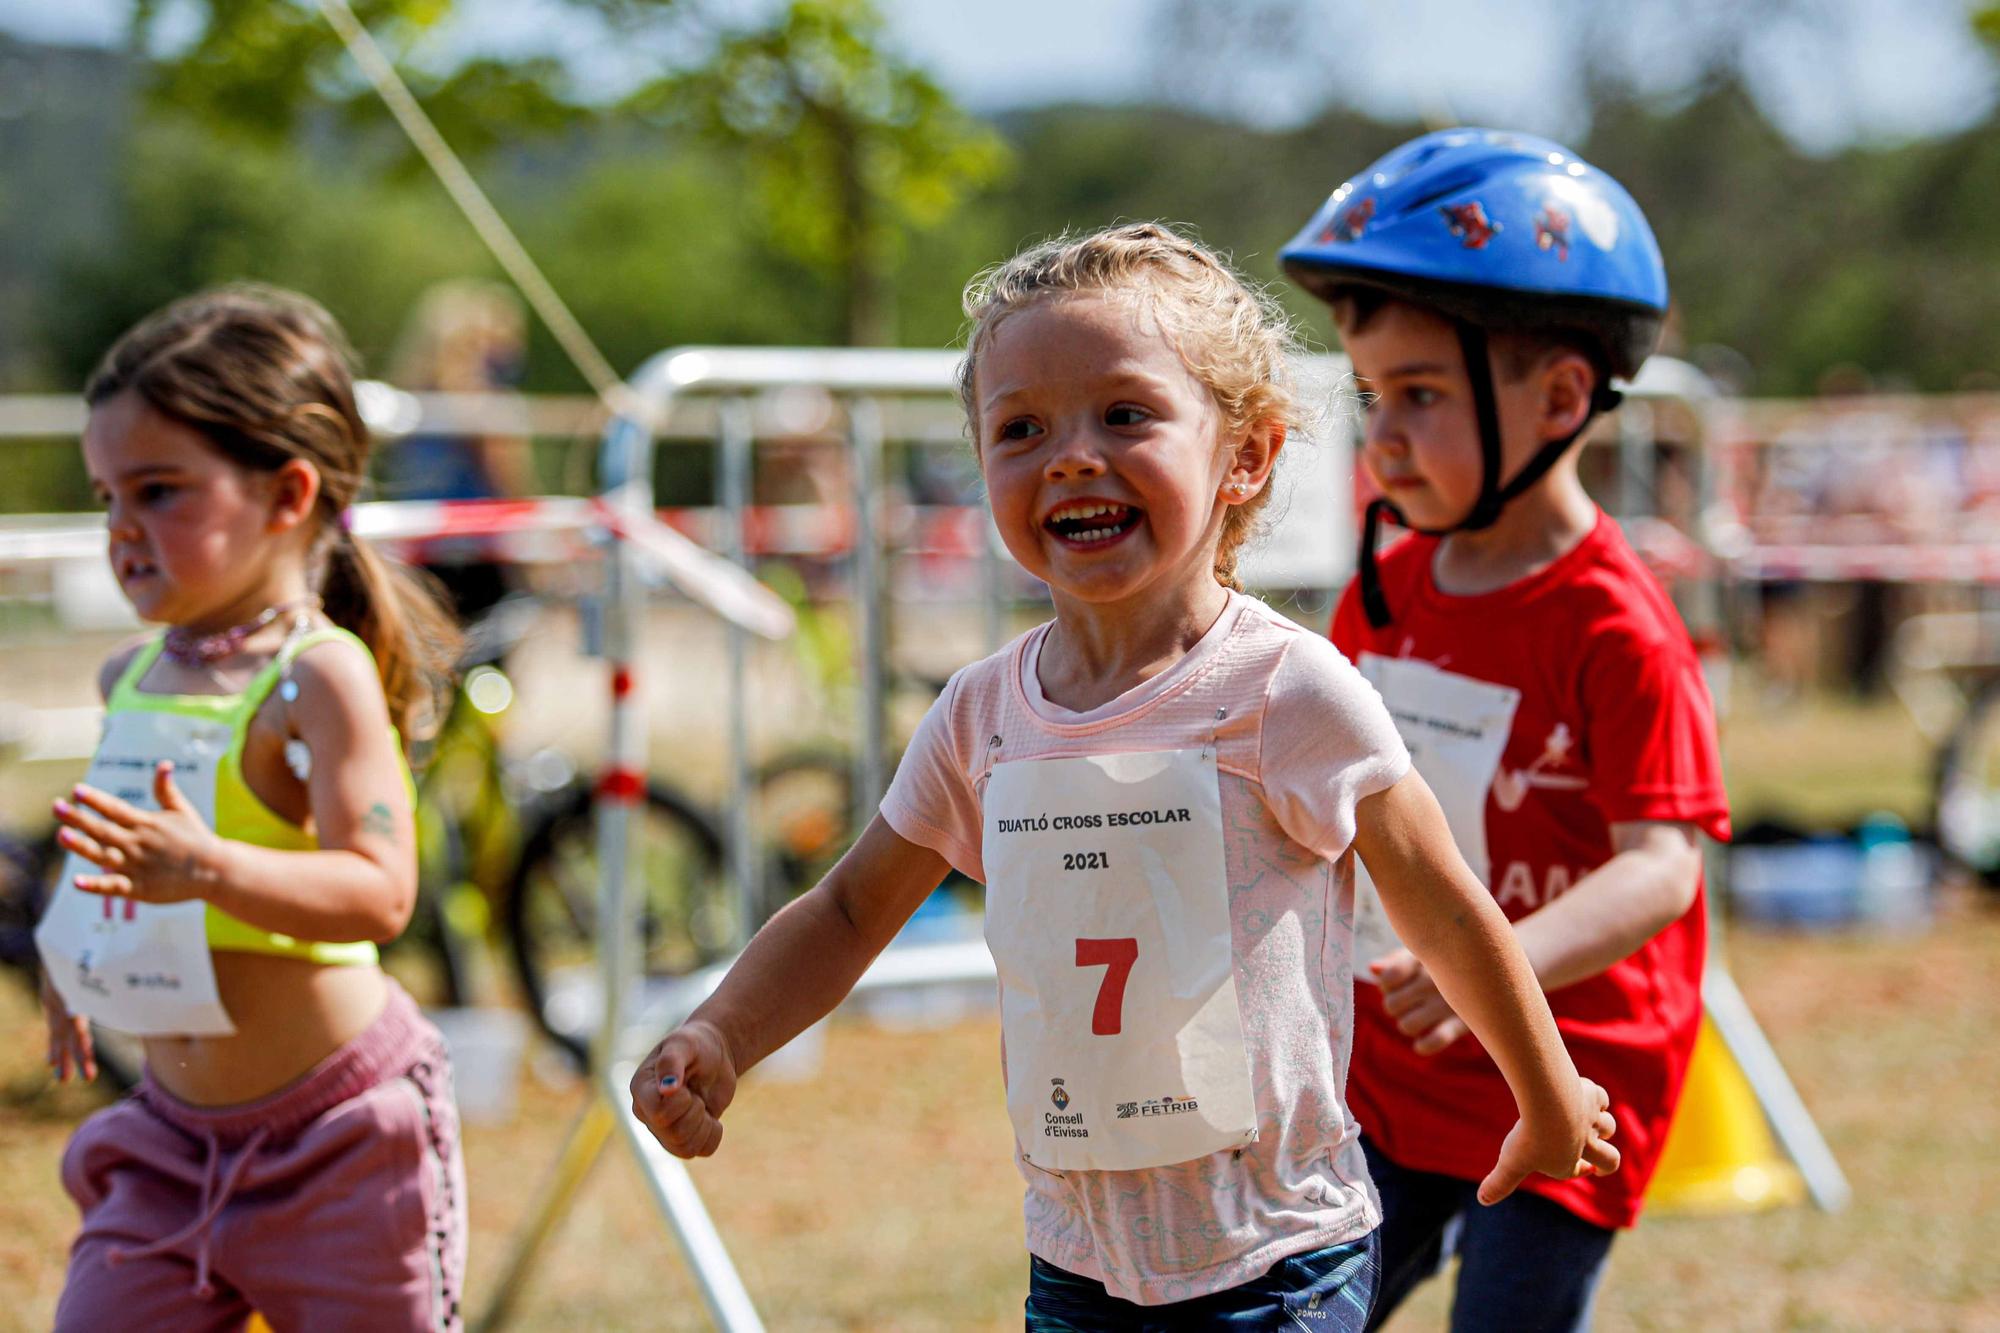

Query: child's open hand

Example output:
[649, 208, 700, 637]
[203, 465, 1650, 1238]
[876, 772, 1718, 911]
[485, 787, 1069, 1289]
[629, 1019, 738, 1158]
[1478, 1075, 1619, 1205]
[1370, 949, 1470, 1056]
[53, 761, 222, 905]
[39, 972, 96, 1083]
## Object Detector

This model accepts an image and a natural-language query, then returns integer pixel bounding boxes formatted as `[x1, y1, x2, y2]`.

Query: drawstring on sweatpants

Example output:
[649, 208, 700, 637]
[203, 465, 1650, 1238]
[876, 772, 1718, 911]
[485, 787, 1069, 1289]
[108, 1124, 271, 1299]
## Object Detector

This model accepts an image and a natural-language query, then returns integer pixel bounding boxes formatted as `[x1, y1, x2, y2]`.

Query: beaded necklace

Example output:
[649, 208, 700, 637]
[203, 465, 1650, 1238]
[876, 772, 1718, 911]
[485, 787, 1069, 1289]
[160, 599, 318, 668]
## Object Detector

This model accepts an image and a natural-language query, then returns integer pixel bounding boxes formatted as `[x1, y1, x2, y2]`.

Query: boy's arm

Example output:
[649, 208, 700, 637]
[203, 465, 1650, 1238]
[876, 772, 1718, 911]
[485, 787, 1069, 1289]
[1354, 770, 1618, 1200]
[1377, 820, 1703, 1053]
[631, 815, 950, 1157]
[1513, 820, 1702, 991]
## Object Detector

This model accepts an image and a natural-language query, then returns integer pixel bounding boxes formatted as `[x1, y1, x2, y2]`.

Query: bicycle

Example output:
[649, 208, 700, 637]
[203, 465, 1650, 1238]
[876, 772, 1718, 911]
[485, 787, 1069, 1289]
[398, 595, 758, 1068]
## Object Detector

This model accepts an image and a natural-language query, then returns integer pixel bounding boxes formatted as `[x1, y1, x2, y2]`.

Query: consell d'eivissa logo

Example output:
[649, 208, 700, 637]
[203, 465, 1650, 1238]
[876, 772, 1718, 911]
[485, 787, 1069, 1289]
[1046, 1078, 1087, 1137]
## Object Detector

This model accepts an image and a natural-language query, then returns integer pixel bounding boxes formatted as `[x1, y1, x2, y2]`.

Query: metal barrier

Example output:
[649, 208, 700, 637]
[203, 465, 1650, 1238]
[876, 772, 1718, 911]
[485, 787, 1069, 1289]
[4, 353, 1823, 1326]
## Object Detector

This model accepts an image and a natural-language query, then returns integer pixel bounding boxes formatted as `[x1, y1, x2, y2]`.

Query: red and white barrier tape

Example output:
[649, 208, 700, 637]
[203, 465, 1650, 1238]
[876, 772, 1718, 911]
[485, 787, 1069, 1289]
[0, 497, 795, 640]
[21, 497, 2000, 590]
[1731, 543, 2000, 583]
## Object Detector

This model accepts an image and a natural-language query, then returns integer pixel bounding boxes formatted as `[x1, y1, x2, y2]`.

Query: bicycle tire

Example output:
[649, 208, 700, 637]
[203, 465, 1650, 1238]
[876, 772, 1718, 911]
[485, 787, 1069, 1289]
[754, 747, 857, 897]
[753, 745, 979, 900]
[504, 780, 738, 1066]
[1934, 677, 2000, 887]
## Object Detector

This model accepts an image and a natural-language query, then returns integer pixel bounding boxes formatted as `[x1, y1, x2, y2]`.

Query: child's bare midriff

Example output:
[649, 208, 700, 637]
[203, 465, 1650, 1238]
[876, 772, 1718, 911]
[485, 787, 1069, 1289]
[143, 954, 387, 1105]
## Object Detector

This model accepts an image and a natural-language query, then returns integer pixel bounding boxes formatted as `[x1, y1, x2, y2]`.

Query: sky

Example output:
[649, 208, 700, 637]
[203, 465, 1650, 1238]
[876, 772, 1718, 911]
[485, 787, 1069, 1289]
[3, 0, 1996, 155]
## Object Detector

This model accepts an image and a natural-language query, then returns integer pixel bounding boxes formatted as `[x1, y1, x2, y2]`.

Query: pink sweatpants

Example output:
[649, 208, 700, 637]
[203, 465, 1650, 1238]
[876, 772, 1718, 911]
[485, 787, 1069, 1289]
[55, 979, 468, 1332]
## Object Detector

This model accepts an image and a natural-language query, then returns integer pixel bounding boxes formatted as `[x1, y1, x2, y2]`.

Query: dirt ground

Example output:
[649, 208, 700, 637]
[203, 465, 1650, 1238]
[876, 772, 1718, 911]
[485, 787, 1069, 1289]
[4, 897, 1997, 1331]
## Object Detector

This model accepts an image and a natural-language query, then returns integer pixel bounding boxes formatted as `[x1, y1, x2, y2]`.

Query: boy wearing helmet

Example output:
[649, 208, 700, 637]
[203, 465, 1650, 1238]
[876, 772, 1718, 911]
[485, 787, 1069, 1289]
[1282, 130, 1731, 1329]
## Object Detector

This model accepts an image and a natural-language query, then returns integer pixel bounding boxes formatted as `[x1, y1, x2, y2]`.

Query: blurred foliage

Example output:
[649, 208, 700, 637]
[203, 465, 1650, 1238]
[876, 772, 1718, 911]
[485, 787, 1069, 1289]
[5, 4, 2000, 412]
[132, 0, 463, 136]
[628, 0, 1009, 343]
[1978, 2, 2000, 47]
[124, 0, 1001, 347]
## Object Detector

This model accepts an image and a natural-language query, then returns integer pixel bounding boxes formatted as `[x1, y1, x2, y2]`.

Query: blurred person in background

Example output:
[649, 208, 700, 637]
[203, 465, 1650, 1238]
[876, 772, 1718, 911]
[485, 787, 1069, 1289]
[386, 280, 534, 623]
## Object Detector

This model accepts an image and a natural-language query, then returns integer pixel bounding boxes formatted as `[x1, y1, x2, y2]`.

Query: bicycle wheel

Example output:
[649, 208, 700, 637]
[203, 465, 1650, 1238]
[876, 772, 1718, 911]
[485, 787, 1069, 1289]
[504, 781, 737, 1064]
[755, 747, 856, 898]
[1934, 678, 2000, 887]
[380, 795, 477, 1007]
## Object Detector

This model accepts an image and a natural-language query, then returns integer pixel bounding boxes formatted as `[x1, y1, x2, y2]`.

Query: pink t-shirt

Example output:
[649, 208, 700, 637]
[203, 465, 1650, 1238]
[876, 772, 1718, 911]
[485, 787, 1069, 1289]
[881, 591, 1411, 1304]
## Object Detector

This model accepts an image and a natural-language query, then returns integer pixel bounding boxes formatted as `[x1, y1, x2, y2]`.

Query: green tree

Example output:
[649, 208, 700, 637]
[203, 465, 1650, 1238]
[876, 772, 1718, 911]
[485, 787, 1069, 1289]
[1977, 2, 2000, 46]
[627, 0, 1007, 344]
[129, 0, 1003, 347]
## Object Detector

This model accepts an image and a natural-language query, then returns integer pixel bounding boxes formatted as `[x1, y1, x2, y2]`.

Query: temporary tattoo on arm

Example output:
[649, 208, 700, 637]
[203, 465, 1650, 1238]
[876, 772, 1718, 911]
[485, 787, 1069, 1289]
[360, 802, 397, 839]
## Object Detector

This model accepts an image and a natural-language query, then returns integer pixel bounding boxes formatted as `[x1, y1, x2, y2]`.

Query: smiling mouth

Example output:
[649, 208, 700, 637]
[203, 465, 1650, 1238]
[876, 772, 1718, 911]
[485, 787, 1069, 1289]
[1043, 501, 1142, 548]
[116, 556, 158, 582]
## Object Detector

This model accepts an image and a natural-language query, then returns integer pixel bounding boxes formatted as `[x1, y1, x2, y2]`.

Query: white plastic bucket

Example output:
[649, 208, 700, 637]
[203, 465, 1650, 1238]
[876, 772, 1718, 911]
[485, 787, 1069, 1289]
[426, 1006, 529, 1123]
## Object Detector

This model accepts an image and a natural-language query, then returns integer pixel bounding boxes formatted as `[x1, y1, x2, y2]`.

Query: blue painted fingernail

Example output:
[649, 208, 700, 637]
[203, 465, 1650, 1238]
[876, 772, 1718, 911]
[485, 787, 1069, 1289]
[659, 1075, 678, 1089]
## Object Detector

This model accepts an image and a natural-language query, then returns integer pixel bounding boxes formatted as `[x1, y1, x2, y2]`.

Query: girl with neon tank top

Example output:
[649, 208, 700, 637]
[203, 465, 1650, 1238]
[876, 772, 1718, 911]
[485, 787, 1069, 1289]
[35, 286, 469, 1331]
[628, 224, 1621, 1326]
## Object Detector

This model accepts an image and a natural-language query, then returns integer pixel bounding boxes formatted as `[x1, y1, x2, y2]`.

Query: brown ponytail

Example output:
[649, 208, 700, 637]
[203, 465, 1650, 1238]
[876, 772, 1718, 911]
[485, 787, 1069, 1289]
[87, 284, 461, 740]
[320, 526, 460, 741]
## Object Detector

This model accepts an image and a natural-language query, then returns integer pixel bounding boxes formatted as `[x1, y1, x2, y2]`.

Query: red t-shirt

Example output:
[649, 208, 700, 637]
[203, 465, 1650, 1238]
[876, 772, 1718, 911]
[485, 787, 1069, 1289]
[1330, 510, 1730, 1229]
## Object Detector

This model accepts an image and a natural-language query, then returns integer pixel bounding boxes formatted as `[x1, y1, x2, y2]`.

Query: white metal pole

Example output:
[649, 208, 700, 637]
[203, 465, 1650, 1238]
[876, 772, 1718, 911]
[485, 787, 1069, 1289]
[1618, 397, 1656, 523]
[605, 1066, 768, 1332]
[598, 404, 769, 1330]
[850, 396, 889, 819]
[593, 415, 652, 1076]
[981, 514, 1005, 658]
[1702, 969, 1852, 1211]
[718, 397, 761, 941]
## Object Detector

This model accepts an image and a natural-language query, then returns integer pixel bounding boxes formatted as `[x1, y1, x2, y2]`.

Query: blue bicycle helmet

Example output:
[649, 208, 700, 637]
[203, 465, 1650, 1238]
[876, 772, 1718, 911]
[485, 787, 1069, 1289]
[1279, 128, 1670, 626]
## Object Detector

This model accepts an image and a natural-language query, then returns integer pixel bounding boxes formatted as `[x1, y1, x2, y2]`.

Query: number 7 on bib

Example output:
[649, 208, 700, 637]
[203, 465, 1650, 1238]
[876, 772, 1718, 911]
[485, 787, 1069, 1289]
[1076, 937, 1138, 1035]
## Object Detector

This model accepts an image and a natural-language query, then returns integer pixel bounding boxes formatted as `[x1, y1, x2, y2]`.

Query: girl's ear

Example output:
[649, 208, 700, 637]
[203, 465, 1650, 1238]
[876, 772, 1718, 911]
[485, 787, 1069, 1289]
[1539, 350, 1595, 444]
[266, 458, 323, 536]
[1223, 417, 1286, 503]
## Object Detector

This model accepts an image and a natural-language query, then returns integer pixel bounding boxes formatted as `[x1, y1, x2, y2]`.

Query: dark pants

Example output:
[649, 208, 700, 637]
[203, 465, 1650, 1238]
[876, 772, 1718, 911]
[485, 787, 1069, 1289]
[1362, 1136, 1614, 1333]
[1026, 1232, 1378, 1331]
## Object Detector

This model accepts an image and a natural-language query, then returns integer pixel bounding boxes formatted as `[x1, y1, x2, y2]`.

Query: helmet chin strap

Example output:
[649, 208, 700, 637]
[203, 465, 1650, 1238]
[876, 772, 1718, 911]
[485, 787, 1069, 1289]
[1357, 322, 1623, 629]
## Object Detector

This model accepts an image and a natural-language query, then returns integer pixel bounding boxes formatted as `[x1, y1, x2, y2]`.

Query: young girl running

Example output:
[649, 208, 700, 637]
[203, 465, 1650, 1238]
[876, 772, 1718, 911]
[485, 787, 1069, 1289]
[630, 224, 1619, 1326]
[35, 286, 467, 1331]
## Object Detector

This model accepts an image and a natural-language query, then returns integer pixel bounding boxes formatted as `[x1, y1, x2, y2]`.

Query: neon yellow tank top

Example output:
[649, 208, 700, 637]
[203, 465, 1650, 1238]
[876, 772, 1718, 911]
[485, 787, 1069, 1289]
[106, 626, 402, 966]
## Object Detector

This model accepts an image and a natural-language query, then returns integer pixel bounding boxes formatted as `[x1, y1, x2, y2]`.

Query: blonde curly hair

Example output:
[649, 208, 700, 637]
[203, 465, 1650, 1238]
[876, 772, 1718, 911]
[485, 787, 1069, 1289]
[958, 222, 1304, 590]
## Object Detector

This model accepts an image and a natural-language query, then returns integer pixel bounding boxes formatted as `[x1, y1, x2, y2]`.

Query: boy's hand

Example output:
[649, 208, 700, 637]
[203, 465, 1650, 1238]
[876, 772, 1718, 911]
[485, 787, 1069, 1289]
[1370, 949, 1470, 1056]
[53, 762, 222, 905]
[40, 973, 96, 1084]
[1478, 1076, 1619, 1205]
[630, 1019, 738, 1158]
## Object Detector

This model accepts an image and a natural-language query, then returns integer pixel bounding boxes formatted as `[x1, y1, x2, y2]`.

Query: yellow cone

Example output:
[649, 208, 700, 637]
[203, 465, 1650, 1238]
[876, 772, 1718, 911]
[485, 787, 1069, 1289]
[1648, 1016, 1807, 1214]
